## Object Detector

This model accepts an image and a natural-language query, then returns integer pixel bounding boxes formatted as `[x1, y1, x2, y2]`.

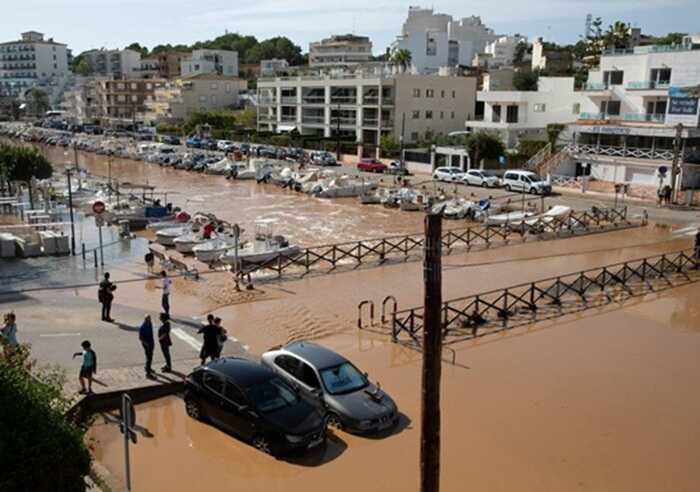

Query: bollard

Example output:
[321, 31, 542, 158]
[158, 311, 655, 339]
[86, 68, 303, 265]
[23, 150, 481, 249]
[81, 243, 86, 261]
[93, 250, 98, 268]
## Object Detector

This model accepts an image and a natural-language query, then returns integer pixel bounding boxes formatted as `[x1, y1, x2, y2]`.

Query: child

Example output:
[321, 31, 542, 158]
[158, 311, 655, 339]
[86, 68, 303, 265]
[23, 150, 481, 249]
[73, 340, 97, 394]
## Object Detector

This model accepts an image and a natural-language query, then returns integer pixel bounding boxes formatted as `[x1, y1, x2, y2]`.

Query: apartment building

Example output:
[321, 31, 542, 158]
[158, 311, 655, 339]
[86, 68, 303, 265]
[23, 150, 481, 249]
[309, 35, 373, 69]
[392, 7, 499, 74]
[466, 77, 588, 148]
[552, 36, 700, 194]
[531, 38, 574, 74]
[141, 74, 245, 123]
[155, 51, 187, 79]
[93, 79, 166, 123]
[478, 35, 527, 69]
[0, 31, 71, 99]
[181, 49, 239, 78]
[260, 58, 290, 77]
[257, 66, 477, 146]
[82, 49, 141, 79]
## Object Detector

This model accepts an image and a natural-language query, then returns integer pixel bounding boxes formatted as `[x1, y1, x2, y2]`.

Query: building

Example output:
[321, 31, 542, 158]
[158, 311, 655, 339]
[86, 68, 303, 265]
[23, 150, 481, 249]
[135, 57, 161, 79]
[466, 77, 588, 148]
[309, 35, 373, 69]
[93, 78, 166, 123]
[181, 49, 239, 78]
[260, 58, 290, 77]
[531, 38, 574, 74]
[82, 49, 142, 79]
[0, 31, 71, 100]
[548, 40, 700, 196]
[155, 51, 187, 79]
[391, 7, 499, 74]
[257, 66, 477, 148]
[141, 74, 245, 123]
[479, 35, 527, 69]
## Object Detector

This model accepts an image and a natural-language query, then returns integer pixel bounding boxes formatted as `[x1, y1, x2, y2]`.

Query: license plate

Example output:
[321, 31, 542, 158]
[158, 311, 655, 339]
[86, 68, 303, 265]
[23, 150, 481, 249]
[308, 437, 323, 448]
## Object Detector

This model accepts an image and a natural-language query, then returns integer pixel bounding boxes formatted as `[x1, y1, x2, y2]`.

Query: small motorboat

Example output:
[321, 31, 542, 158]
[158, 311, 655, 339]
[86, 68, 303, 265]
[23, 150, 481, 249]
[484, 210, 534, 226]
[173, 230, 209, 254]
[156, 225, 192, 246]
[221, 220, 301, 267]
[193, 233, 245, 264]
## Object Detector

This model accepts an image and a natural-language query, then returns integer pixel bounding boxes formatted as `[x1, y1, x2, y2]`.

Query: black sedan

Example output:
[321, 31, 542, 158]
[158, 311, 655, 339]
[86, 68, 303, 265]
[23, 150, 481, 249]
[184, 358, 327, 456]
[262, 342, 399, 434]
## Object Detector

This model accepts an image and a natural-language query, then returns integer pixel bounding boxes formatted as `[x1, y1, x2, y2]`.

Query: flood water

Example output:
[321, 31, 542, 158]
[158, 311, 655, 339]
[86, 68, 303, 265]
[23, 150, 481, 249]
[35, 144, 700, 491]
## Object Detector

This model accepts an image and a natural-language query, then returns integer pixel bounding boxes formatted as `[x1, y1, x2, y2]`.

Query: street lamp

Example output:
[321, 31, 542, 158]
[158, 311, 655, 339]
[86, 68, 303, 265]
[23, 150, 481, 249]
[65, 167, 76, 256]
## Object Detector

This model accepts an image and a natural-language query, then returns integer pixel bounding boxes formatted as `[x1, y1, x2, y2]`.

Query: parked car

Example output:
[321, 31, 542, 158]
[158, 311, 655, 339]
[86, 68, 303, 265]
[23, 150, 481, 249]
[310, 151, 339, 167]
[262, 341, 399, 434]
[186, 136, 202, 148]
[357, 158, 388, 173]
[161, 135, 181, 145]
[217, 140, 236, 152]
[502, 170, 552, 195]
[200, 138, 218, 151]
[462, 169, 500, 188]
[433, 166, 465, 182]
[385, 160, 411, 176]
[184, 357, 327, 456]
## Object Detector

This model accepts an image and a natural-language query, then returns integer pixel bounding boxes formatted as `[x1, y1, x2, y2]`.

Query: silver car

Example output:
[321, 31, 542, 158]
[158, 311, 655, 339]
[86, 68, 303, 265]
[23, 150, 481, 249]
[261, 342, 399, 434]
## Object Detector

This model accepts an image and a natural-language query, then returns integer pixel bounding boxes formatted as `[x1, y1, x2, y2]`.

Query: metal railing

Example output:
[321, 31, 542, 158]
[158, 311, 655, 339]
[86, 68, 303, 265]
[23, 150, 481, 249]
[566, 143, 675, 161]
[626, 81, 670, 90]
[232, 207, 635, 281]
[583, 82, 609, 91]
[524, 143, 552, 171]
[391, 249, 700, 344]
[302, 97, 325, 104]
[622, 113, 665, 123]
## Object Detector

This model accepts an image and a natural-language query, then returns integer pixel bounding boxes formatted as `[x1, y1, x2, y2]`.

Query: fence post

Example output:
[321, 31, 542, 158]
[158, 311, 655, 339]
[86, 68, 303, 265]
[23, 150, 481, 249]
[93, 250, 98, 268]
[81, 243, 86, 261]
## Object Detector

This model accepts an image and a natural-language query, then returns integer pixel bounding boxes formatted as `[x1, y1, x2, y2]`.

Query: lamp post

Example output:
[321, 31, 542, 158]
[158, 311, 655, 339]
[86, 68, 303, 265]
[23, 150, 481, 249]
[65, 168, 76, 256]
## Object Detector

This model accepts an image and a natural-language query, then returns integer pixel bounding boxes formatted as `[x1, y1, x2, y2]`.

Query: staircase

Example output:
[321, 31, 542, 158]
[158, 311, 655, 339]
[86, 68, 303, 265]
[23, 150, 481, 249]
[538, 148, 571, 177]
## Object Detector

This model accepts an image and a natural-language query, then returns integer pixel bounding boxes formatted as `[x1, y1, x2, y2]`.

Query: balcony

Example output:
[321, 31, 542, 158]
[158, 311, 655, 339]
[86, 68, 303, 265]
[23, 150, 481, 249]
[302, 96, 325, 105]
[566, 143, 676, 161]
[330, 117, 357, 127]
[302, 116, 325, 125]
[623, 113, 666, 124]
[258, 114, 277, 122]
[627, 81, 670, 90]
[381, 120, 394, 128]
[583, 82, 610, 92]
[280, 96, 297, 104]
[362, 118, 378, 126]
[280, 116, 297, 123]
[330, 96, 358, 105]
[258, 97, 277, 105]
[579, 112, 608, 121]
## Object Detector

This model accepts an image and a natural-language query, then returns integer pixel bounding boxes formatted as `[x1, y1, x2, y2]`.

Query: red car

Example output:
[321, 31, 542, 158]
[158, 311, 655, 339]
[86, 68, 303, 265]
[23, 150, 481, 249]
[357, 158, 388, 173]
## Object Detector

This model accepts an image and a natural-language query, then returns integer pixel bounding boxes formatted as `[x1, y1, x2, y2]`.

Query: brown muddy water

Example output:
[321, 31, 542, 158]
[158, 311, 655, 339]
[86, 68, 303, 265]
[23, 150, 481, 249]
[39, 146, 700, 490]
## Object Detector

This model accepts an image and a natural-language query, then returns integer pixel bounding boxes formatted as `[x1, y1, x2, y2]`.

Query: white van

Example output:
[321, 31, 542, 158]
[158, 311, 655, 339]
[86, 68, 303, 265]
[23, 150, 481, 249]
[502, 170, 552, 195]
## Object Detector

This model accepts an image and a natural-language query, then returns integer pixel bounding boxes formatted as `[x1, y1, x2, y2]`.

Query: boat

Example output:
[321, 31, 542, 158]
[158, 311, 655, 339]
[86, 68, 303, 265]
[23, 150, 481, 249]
[221, 221, 301, 267]
[432, 198, 477, 219]
[484, 210, 535, 226]
[173, 230, 209, 254]
[313, 176, 377, 198]
[192, 233, 245, 264]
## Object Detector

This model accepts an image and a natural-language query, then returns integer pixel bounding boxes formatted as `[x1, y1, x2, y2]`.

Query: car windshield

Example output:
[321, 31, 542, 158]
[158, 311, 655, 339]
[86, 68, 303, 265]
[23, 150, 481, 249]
[320, 362, 368, 395]
[529, 174, 543, 182]
[246, 377, 299, 413]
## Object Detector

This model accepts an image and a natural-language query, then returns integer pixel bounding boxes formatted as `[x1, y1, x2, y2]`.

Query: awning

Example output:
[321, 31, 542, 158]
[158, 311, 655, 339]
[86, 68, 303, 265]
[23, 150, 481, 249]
[277, 124, 297, 132]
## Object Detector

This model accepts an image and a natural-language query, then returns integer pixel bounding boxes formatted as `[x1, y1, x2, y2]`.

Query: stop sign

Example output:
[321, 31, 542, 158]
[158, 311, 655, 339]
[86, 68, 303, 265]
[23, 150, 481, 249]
[92, 200, 106, 215]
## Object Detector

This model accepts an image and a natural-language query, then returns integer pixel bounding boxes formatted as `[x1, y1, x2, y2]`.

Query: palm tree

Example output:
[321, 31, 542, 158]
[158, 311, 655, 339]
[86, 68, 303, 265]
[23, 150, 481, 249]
[391, 49, 412, 72]
[604, 21, 631, 50]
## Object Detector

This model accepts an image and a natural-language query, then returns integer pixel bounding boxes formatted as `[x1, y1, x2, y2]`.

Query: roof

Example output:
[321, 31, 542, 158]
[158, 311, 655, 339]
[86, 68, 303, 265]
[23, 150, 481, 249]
[284, 341, 347, 369]
[179, 73, 242, 81]
[205, 357, 274, 387]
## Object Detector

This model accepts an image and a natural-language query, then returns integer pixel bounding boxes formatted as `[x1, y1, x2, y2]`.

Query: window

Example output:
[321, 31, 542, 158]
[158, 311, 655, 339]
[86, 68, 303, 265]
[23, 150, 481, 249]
[602, 100, 621, 116]
[146, 83, 152, 90]
[441, 90, 445, 98]
[411, 132, 419, 141]
[452, 90, 456, 98]
[295, 362, 320, 389]
[412, 88, 421, 97]
[411, 110, 420, 119]
[117, 95, 125, 102]
[572, 103, 581, 114]
[203, 372, 223, 394]
[211, 95, 217, 104]
[426, 89, 434, 98]
[130, 83, 137, 90]
[492, 104, 502, 122]
[131, 95, 138, 102]
[275, 355, 300, 375]
[506, 105, 519, 123]
[440, 111, 444, 119]
[451, 111, 455, 119]
[199, 95, 207, 102]
[224, 382, 246, 405]
[533, 103, 546, 113]
[225, 83, 231, 93]
[117, 83, 125, 90]
[650, 68, 671, 86]
[603, 70, 624, 86]
[425, 110, 433, 119]
[210, 83, 219, 90]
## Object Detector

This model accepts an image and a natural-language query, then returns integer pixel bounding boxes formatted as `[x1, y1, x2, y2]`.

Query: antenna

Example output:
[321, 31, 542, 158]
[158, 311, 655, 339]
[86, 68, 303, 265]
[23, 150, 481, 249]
[585, 14, 592, 38]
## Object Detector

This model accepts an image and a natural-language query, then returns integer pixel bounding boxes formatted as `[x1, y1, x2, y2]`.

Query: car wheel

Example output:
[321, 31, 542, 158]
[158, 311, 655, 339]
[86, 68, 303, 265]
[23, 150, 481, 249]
[505, 184, 511, 192]
[185, 398, 203, 421]
[252, 434, 276, 455]
[326, 413, 343, 431]
[529, 187, 538, 195]
[481, 181, 488, 188]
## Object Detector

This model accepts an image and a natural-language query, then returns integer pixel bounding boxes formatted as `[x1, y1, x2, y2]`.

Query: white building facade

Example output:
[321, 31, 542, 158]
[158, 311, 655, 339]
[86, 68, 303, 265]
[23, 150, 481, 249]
[82, 49, 142, 79]
[181, 50, 239, 78]
[260, 58, 289, 77]
[0, 31, 71, 99]
[309, 35, 373, 69]
[392, 7, 499, 74]
[481, 35, 527, 69]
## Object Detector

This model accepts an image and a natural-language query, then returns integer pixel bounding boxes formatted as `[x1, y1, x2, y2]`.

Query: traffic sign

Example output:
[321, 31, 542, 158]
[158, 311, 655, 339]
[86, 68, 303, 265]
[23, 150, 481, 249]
[92, 200, 106, 215]
[658, 166, 668, 177]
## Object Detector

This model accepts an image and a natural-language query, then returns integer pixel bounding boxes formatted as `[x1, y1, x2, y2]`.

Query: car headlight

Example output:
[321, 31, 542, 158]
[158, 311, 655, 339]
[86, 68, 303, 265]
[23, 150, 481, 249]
[285, 434, 305, 443]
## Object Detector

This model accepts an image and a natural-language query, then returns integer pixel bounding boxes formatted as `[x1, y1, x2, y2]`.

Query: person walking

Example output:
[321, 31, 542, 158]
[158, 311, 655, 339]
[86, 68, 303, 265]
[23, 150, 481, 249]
[160, 270, 172, 316]
[197, 314, 220, 365]
[72, 340, 97, 394]
[214, 317, 228, 359]
[139, 315, 155, 378]
[158, 313, 173, 372]
[1, 312, 18, 356]
[98, 273, 117, 322]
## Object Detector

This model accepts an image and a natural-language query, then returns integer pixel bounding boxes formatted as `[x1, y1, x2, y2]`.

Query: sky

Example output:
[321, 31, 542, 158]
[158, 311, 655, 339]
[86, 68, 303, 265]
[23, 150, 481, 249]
[3, 0, 699, 55]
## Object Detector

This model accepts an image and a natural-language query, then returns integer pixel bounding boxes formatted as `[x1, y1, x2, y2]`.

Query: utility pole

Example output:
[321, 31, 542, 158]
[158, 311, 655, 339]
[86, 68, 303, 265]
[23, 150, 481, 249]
[670, 122, 683, 203]
[399, 112, 406, 169]
[335, 102, 341, 161]
[421, 212, 443, 492]
[66, 168, 76, 256]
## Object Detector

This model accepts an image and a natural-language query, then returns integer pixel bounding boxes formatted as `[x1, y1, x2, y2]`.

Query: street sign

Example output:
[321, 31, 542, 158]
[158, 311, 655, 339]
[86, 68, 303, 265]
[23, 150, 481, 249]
[658, 166, 668, 177]
[120, 394, 137, 491]
[92, 200, 106, 215]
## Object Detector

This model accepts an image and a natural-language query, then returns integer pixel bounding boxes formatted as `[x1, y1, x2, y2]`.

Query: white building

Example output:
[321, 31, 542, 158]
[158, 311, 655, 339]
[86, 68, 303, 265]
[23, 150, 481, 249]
[481, 35, 527, 69]
[392, 7, 499, 74]
[260, 58, 289, 77]
[466, 77, 588, 148]
[309, 35, 373, 69]
[0, 31, 71, 100]
[181, 49, 239, 78]
[82, 49, 142, 79]
[548, 40, 700, 197]
[257, 66, 477, 150]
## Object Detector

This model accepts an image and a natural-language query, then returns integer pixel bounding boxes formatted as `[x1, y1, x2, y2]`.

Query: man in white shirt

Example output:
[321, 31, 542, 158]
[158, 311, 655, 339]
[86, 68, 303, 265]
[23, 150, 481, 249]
[160, 270, 172, 316]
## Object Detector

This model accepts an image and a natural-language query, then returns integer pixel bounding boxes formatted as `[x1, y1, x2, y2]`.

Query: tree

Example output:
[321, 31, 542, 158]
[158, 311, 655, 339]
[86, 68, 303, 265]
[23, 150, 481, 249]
[391, 48, 412, 72]
[465, 132, 504, 167]
[604, 21, 631, 50]
[652, 32, 686, 46]
[513, 70, 539, 91]
[513, 42, 528, 64]
[0, 345, 92, 491]
[235, 107, 257, 129]
[25, 89, 50, 117]
[126, 42, 149, 56]
[182, 110, 238, 135]
[0, 144, 53, 207]
[517, 139, 549, 159]
[380, 135, 401, 157]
